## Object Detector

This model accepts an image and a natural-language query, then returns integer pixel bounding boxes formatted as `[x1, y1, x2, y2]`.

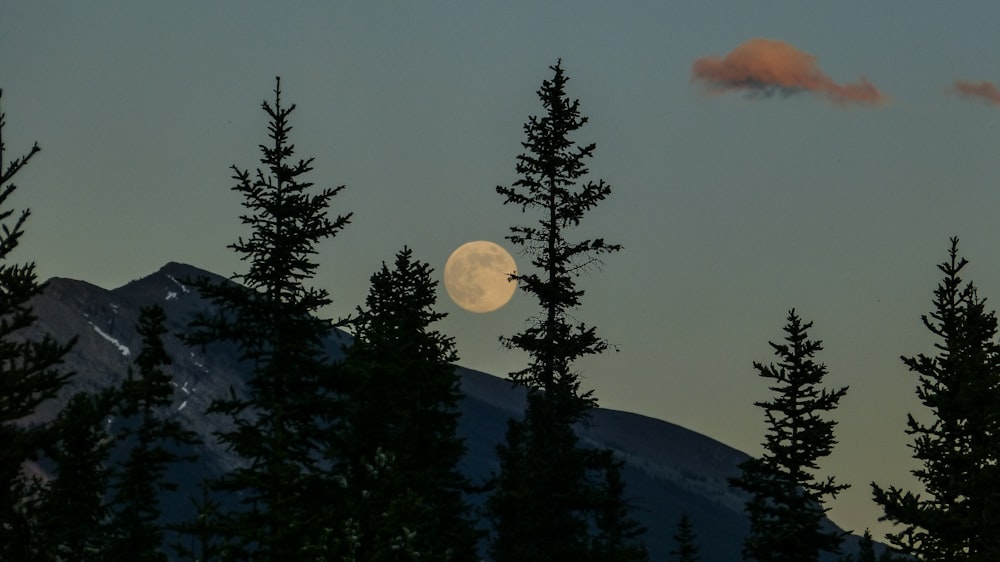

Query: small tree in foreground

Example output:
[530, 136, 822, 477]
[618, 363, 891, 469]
[589, 449, 648, 561]
[106, 304, 200, 561]
[729, 309, 849, 562]
[855, 529, 877, 562]
[669, 514, 701, 562]
[35, 390, 115, 561]
[872, 238, 1000, 561]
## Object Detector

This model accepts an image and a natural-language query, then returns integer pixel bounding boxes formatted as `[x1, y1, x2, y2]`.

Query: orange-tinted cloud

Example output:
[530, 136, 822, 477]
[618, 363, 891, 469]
[952, 80, 1000, 106]
[691, 38, 885, 107]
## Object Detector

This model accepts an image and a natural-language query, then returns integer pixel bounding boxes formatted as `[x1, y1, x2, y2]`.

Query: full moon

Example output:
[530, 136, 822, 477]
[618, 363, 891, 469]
[444, 241, 517, 313]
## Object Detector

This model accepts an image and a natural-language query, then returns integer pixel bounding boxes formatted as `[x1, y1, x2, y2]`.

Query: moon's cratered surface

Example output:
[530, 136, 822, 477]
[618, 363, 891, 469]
[444, 241, 517, 313]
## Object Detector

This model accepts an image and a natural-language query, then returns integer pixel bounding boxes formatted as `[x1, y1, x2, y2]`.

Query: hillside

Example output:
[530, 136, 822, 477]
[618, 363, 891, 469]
[24, 262, 867, 561]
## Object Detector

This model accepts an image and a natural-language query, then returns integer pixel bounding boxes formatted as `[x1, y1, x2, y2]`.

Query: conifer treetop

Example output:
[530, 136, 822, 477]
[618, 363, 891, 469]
[230, 76, 352, 308]
[872, 237, 1000, 560]
[731, 309, 849, 562]
[497, 60, 621, 400]
[184, 78, 353, 559]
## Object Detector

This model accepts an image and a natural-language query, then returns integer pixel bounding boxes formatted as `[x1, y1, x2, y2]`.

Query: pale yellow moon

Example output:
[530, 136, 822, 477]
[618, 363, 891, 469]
[444, 241, 517, 313]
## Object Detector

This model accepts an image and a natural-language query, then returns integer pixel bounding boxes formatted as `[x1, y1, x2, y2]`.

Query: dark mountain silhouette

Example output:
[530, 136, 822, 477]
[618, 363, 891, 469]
[23, 262, 869, 561]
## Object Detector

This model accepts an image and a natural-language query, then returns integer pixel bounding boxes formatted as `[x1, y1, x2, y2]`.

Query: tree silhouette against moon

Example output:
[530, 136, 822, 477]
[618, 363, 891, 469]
[444, 241, 517, 313]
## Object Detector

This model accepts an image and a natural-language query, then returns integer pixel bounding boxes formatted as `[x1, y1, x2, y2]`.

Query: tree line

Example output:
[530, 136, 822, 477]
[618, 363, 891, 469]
[1, 61, 999, 562]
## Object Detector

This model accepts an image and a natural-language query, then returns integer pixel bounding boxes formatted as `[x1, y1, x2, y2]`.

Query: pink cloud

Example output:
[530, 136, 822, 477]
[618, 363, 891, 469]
[692, 38, 886, 107]
[952, 80, 1000, 106]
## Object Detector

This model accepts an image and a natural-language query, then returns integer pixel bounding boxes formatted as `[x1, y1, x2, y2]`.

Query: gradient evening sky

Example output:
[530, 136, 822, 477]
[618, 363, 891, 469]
[4, 1, 1000, 540]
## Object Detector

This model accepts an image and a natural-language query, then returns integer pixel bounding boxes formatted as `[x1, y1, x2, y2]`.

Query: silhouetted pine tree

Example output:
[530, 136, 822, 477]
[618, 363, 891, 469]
[186, 77, 352, 559]
[855, 529, 877, 562]
[729, 310, 849, 562]
[105, 304, 200, 561]
[35, 389, 116, 561]
[871, 238, 1000, 561]
[590, 450, 649, 561]
[669, 514, 701, 562]
[486, 60, 645, 562]
[0, 89, 76, 560]
[171, 481, 224, 562]
[332, 247, 479, 561]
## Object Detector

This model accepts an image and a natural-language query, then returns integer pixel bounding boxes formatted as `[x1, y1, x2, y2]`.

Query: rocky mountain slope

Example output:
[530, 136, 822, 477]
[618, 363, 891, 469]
[24, 262, 866, 561]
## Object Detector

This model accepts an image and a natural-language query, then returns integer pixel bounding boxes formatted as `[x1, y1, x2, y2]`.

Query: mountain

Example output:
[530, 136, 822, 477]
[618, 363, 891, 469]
[24, 262, 866, 561]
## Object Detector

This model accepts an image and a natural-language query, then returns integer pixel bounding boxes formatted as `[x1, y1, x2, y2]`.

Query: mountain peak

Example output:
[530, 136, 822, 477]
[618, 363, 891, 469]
[119, 262, 227, 290]
[105, 262, 228, 309]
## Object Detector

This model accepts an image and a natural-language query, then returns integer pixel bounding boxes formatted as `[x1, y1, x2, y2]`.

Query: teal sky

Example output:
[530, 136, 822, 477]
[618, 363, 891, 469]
[4, 1, 1000, 539]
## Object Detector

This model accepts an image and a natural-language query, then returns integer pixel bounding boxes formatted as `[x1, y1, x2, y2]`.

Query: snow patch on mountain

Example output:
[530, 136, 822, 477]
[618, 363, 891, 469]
[166, 274, 191, 294]
[89, 322, 131, 357]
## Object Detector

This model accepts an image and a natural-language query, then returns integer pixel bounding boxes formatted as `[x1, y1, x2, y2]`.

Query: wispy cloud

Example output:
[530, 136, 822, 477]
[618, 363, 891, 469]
[952, 80, 1000, 106]
[691, 38, 886, 107]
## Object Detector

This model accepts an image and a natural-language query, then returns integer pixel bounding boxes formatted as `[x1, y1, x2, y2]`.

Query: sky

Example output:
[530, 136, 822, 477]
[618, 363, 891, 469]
[4, 1, 1000, 540]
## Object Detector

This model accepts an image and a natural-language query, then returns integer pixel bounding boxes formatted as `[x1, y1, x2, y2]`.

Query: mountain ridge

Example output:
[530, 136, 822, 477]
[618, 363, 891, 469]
[24, 261, 868, 561]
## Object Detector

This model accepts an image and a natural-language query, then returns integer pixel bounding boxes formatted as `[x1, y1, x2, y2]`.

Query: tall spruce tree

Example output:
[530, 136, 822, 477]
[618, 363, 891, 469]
[187, 77, 352, 559]
[0, 89, 76, 560]
[334, 247, 478, 561]
[871, 238, 1000, 561]
[106, 304, 200, 561]
[669, 514, 701, 562]
[729, 310, 849, 562]
[486, 60, 645, 562]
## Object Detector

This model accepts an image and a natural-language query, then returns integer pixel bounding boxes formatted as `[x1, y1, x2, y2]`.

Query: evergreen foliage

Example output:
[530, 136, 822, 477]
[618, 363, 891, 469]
[106, 304, 200, 561]
[172, 481, 225, 562]
[334, 247, 479, 561]
[729, 310, 849, 562]
[0, 89, 76, 560]
[589, 449, 649, 561]
[35, 389, 116, 561]
[490, 394, 593, 561]
[494, 60, 621, 405]
[186, 77, 352, 559]
[486, 60, 645, 562]
[669, 514, 701, 562]
[871, 238, 1000, 561]
[855, 529, 877, 562]
[320, 448, 426, 562]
